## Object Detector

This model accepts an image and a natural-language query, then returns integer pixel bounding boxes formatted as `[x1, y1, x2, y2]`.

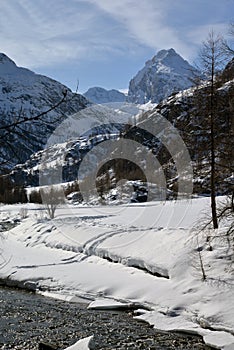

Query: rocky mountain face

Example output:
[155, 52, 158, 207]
[5, 132, 120, 190]
[0, 53, 89, 171]
[84, 86, 126, 104]
[132, 61, 234, 195]
[128, 48, 198, 104]
[84, 49, 198, 105]
[94, 59, 233, 200]
[222, 57, 234, 82]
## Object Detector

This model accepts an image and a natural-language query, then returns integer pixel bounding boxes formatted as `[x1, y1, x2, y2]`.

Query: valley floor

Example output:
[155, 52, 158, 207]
[0, 197, 233, 349]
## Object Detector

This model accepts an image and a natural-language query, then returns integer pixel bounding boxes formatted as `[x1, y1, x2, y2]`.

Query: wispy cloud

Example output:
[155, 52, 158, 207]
[0, 0, 127, 67]
[87, 0, 191, 57]
[82, 0, 232, 60]
[186, 23, 230, 46]
[0, 0, 232, 71]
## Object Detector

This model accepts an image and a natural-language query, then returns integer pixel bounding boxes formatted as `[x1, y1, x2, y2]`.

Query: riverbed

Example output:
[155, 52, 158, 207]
[0, 286, 216, 350]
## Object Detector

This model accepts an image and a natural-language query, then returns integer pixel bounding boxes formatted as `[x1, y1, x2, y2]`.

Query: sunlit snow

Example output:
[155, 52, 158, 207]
[0, 197, 233, 349]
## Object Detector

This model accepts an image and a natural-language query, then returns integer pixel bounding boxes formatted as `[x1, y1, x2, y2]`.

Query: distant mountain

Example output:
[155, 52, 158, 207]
[83, 49, 199, 106]
[128, 48, 198, 104]
[84, 86, 126, 104]
[0, 53, 89, 170]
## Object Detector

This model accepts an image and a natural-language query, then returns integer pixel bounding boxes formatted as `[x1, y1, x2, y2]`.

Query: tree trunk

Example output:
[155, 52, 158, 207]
[210, 54, 218, 229]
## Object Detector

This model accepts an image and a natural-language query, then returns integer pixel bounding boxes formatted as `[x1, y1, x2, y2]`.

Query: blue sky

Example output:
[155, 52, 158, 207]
[0, 0, 233, 93]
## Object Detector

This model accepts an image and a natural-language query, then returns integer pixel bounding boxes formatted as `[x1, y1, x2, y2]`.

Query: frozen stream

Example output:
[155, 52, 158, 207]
[0, 286, 216, 350]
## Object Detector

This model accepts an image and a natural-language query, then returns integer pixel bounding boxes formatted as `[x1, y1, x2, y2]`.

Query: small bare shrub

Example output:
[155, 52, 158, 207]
[40, 186, 65, 219]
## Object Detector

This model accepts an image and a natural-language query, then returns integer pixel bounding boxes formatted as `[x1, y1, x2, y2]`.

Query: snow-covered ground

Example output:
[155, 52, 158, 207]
[0, 197, 233, 349]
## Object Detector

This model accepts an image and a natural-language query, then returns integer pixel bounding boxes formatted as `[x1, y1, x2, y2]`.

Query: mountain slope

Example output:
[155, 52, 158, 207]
[128, 48, 198, 104]
[133, 61, 234, 195]
[0, 53, 89, 171]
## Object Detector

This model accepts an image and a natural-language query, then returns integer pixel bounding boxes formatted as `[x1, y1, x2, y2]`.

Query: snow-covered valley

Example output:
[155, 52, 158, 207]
[0, 48, 233, 350]
[0, 197, 233, 349]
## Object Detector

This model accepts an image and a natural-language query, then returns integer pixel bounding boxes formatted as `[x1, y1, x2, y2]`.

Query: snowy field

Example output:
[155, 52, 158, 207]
[0, 197, 233, 350]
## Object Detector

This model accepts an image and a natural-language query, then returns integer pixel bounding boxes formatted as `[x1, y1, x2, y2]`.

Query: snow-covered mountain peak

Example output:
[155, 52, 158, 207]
[150, 48, 176, 62]
[151, 48, 192, 73]
[84, 86, 126, 104]
[0, 53, 32, 76]
[0, 52, 15, 64]
[0, 52, 18, 73]
[128, 48, 197, 104]
[0, 53, 38, 83]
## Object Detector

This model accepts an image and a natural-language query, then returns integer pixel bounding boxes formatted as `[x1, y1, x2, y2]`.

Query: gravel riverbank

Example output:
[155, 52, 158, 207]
[0, 286, 216, 350]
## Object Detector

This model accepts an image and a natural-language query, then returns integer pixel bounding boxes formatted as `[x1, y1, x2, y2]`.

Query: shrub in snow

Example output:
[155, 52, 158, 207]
[40, 186, 65, 219]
